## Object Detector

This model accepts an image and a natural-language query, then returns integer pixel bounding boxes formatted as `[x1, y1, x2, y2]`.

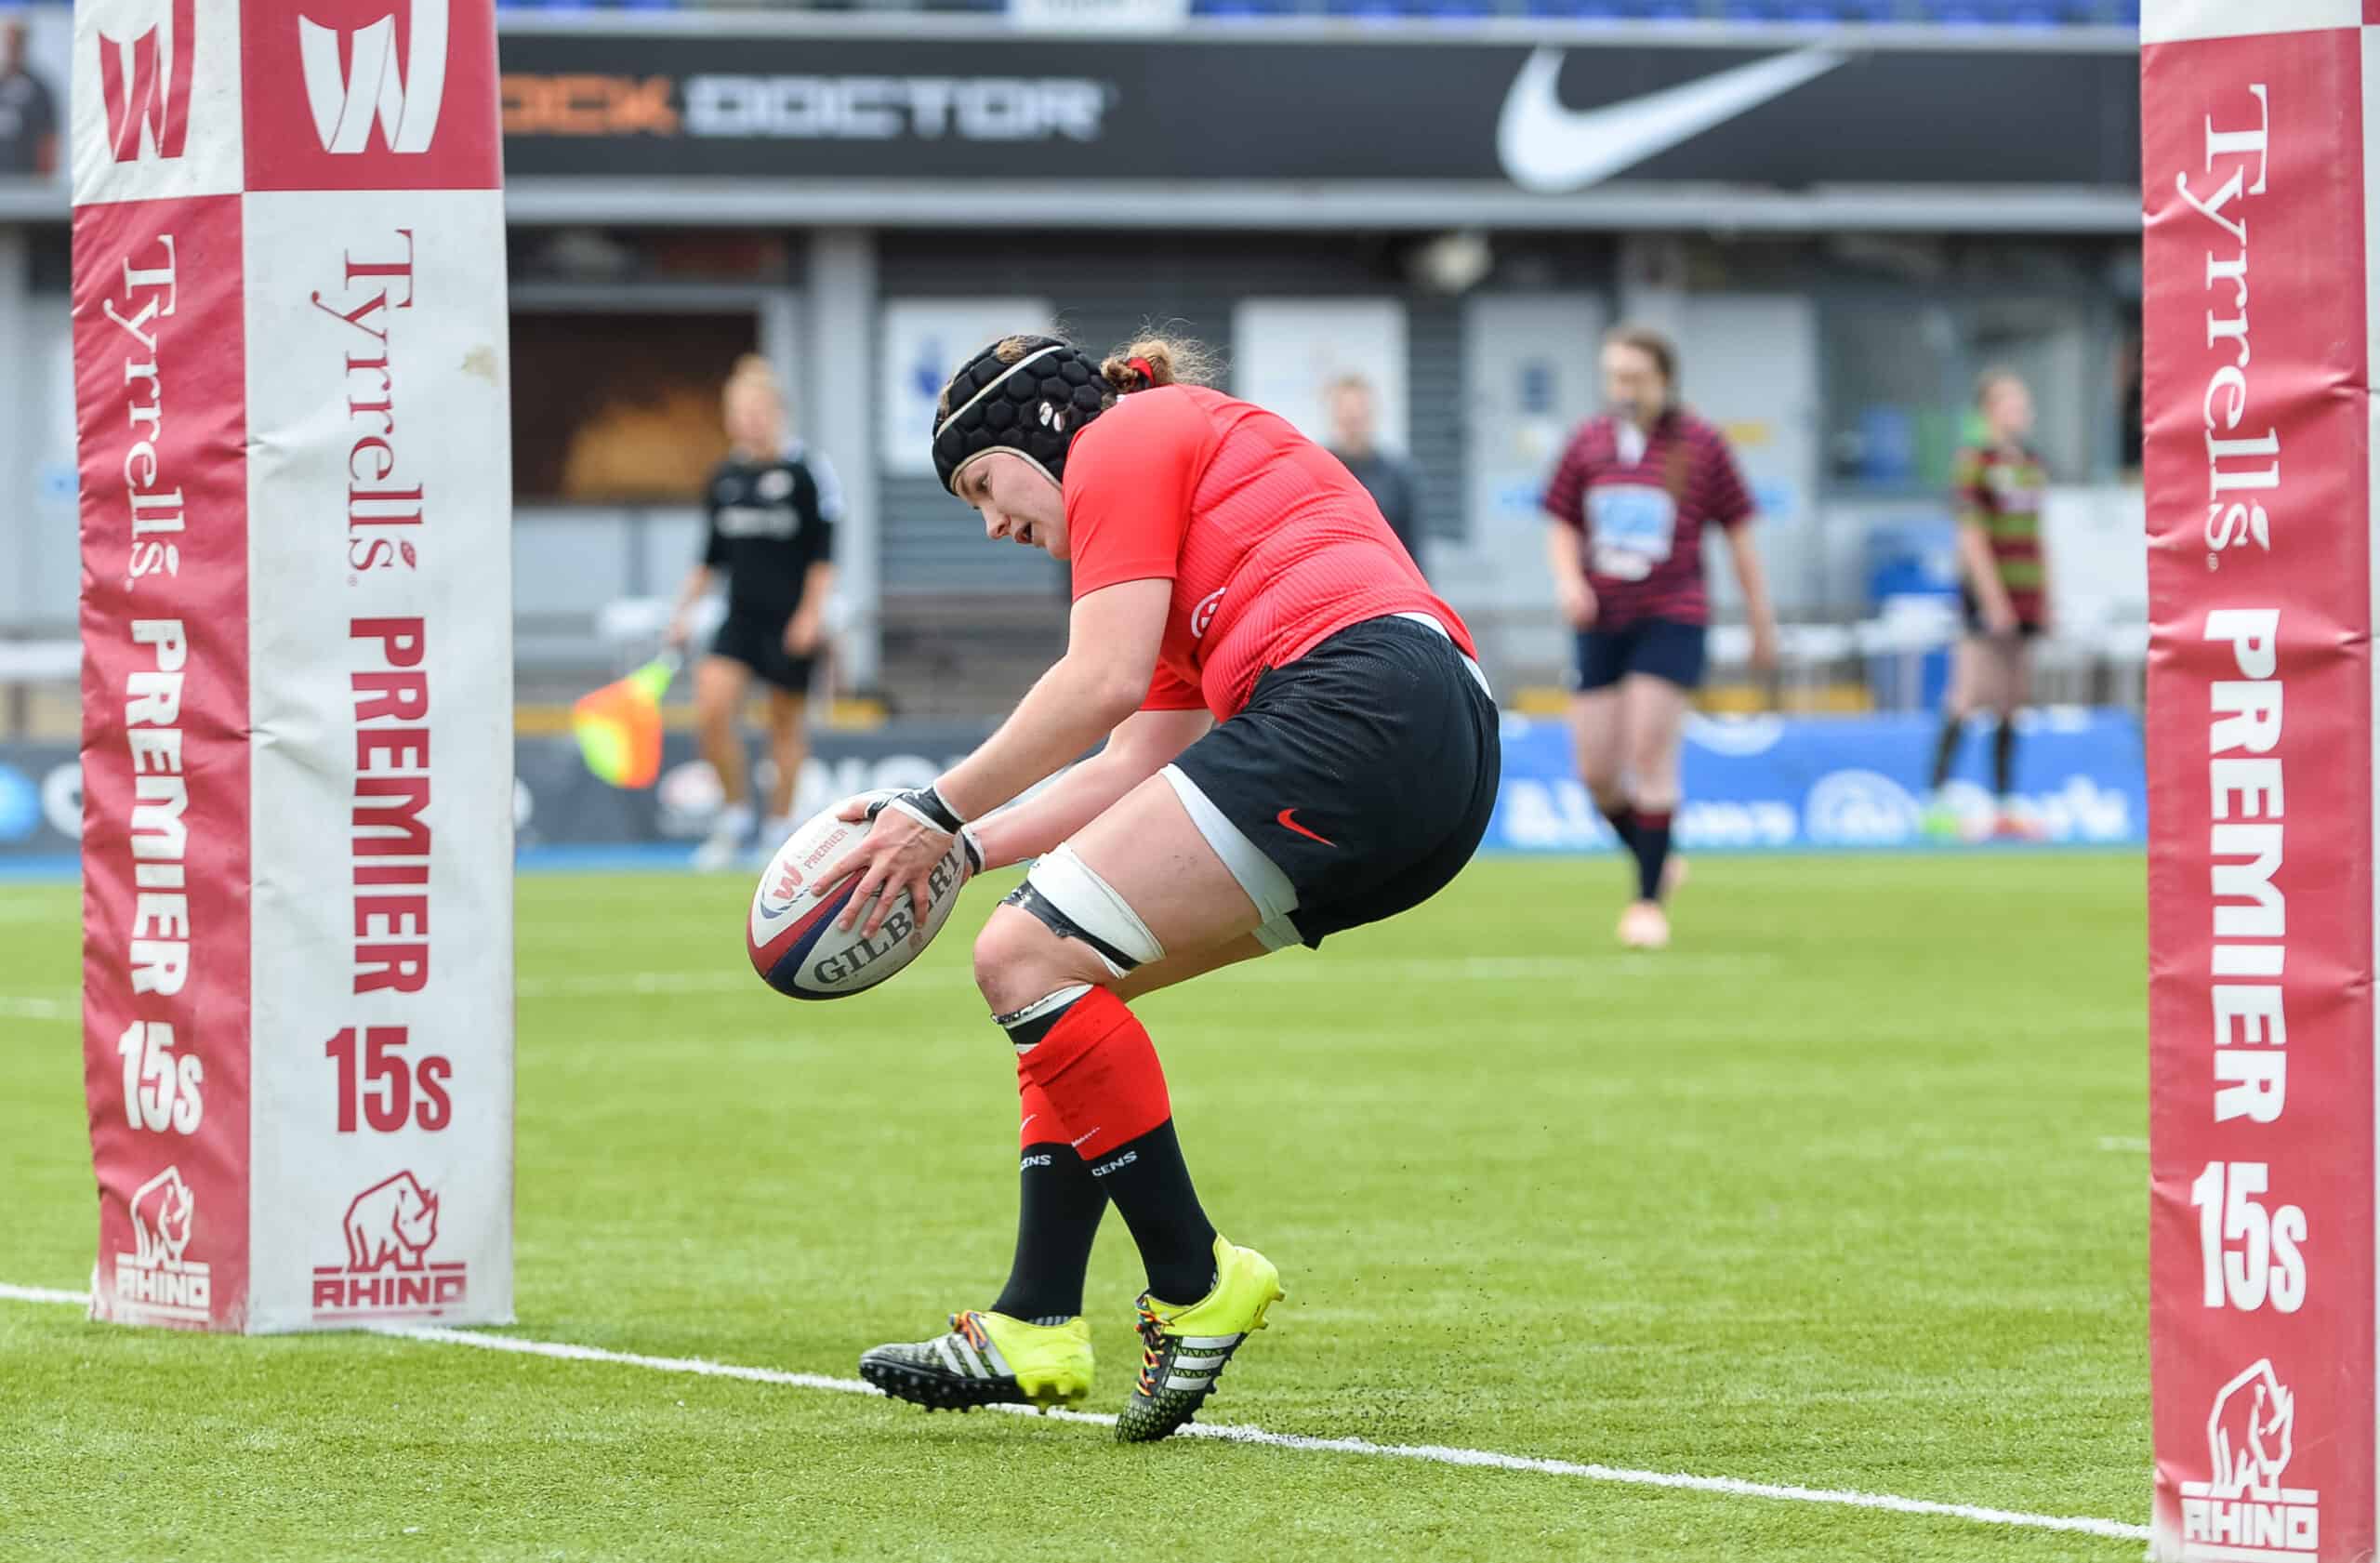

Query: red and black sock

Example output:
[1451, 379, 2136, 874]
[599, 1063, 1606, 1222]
[990, 1079, 1107, 1323]
[1600, 799, 1639, 853]
[1631, 809, 1673, 904]
[1993, 718, 2019, 799]
[1012, 987, 1216, 1305]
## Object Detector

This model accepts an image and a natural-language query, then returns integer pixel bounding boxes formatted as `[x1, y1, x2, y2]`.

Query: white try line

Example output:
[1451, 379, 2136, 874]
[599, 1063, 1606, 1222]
[0, 1281, 2146, 1545]
[5, 954, 1777, 1014]
[509, 954, 1778, 1001]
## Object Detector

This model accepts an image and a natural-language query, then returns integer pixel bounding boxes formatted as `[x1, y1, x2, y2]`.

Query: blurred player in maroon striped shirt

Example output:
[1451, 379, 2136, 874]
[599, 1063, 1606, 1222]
[1542, 326, 1779, 949]
[1925, 369, 2052, 841]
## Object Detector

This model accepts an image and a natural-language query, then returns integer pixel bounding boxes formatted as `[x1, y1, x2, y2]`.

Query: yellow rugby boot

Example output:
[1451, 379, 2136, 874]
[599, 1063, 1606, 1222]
[1117, 1235, 1286, 1443]
[860, 1309, 1093, 1414]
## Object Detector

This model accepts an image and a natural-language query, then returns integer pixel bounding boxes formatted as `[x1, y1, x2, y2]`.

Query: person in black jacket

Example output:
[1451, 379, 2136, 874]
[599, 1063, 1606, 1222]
[1324, 374, 1426, 576]
[667, 356, 841, 869]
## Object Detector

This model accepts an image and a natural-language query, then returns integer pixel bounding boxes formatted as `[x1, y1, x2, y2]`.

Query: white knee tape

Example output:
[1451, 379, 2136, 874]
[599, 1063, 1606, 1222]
[1025, 844, 1166, 976]
[1251, 914, 1303, 952]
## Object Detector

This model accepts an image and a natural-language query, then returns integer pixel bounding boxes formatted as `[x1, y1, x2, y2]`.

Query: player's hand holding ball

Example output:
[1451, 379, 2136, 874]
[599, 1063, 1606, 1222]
[745, 787, 980, 1000]
[829, 788, 985, 936]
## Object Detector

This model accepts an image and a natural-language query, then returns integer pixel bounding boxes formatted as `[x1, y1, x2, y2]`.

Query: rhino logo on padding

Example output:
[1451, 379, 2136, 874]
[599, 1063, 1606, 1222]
[343, 1170, 441, 1271]
[129, 1165, 194, 1266]
[2207, 1358, 2294, 1499]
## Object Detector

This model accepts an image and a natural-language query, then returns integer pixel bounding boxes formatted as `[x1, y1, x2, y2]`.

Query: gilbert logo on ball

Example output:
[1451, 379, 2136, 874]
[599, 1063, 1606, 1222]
[747, 793, 969, 1000]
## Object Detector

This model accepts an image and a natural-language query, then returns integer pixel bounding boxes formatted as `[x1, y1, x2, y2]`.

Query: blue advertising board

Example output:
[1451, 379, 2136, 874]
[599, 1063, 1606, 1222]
[1487, 709, 2146, 853]
[1, 708, 2146, 871]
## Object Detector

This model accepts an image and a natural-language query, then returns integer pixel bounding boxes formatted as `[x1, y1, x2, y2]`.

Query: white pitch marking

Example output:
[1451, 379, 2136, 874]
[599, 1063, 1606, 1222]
[0, 996, 73, 1022]
[509, 955, 1778, 1002]
[0, 1281, 2147, 1544]
[513, 971, 761, 1000]
[2096, 1136, 2149, 1153]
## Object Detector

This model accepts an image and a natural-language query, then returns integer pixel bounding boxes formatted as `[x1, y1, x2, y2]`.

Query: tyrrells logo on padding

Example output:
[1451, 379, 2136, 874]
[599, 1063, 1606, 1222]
[298, 0, 450, 154]
[1497, 46, 1845, 195]
[98, 0, 197, 163]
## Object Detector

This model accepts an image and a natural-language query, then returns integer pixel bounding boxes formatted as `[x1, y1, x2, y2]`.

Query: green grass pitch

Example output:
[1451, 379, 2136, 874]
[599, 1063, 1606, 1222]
[0, 854, 2148, 1561]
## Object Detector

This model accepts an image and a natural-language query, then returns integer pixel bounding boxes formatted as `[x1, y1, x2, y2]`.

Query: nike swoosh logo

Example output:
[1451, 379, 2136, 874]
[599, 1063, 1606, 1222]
[1276, 808, 1336, 848]
[1497, 46, 1847, 195]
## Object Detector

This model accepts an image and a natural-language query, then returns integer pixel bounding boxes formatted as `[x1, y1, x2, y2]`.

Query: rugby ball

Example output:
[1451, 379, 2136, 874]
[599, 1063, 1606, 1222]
[747, 791, 971, 1000]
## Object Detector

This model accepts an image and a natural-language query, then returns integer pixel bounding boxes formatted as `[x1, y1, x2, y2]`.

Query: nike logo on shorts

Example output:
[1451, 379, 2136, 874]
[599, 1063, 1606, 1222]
[1276, 808, 1336, 847]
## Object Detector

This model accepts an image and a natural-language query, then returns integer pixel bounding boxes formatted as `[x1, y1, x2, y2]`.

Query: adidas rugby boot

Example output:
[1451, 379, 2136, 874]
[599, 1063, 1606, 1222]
[859, 1309, 1093, 1414]
[1117, 1235, 1285, 1443]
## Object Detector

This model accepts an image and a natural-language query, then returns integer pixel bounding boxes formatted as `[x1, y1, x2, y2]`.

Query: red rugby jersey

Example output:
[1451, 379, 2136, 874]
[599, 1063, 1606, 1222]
[1063, 385, 1475, 720]
[1540, 409, 1755, 629]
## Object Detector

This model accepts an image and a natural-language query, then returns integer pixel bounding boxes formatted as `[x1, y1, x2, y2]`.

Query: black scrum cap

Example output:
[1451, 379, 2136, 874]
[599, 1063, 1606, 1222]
[931, 337, 1112, 495]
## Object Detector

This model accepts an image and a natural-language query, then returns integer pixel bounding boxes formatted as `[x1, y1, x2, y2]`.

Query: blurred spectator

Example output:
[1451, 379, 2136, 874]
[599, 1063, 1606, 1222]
[0, 16, 59, 179]
[1325, 374, 1425, 575]
[2116, 331, 2144, 477]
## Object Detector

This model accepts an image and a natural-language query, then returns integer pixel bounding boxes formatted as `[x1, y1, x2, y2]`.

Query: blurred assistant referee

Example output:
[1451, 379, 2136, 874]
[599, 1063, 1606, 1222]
[667, 355, 842, 870]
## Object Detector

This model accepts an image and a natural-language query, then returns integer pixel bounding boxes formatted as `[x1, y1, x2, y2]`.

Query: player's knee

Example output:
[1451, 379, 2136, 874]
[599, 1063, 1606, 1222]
[1579, 748, 1623, 799]
[1626, 743, 1678, 797]
[972, 906, 1093, 1013]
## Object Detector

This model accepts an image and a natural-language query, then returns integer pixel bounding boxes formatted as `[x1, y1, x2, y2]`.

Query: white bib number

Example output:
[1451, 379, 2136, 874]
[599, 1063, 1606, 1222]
[1588, 483, 1677, 582]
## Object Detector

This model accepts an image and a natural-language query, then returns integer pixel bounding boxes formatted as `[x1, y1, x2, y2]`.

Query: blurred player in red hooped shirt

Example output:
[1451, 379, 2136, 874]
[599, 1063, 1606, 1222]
[1541, 325, 1779, 951]
[820, 332, 1500, 1440]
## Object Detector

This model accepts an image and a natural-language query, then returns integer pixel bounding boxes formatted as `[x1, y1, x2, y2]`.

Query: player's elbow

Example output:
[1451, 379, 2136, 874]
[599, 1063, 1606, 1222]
[1069, 661, 1149, 728]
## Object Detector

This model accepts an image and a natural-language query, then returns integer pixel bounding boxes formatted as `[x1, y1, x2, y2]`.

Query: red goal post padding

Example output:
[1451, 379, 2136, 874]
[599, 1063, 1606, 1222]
[72, 0, 515, 1333]
[2142, 4, 2376, 1557]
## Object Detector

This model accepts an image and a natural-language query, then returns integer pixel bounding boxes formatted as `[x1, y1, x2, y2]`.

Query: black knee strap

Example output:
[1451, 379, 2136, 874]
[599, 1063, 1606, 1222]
[1001, 881, 1141, 974]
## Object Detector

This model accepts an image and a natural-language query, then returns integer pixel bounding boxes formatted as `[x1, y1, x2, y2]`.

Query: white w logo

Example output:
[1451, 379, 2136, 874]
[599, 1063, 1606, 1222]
[298, 0, 448, 154]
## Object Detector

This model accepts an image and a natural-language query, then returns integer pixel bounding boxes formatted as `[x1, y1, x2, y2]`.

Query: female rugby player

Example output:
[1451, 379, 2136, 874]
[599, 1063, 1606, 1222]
[665, 356, 841, 870]
[823, 334, 1499, 1441]
[1925, 368, 2052, 840]
[1542, 325, 1778, 951]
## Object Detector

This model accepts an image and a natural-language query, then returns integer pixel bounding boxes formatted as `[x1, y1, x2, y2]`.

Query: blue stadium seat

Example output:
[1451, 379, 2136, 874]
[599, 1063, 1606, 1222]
[1919, 0, 2059, 20]
[1524, 0, 1628, 17]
